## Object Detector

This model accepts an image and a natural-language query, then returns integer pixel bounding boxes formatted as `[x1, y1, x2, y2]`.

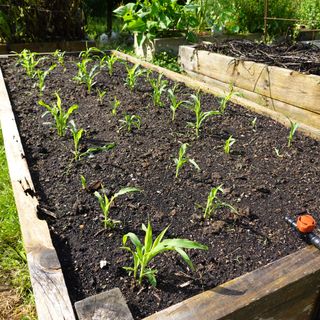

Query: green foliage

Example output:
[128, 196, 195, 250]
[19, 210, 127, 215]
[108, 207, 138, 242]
[224, 135, 236, 154]
[152, 52, 181, 73]
[73, 59, 100, 94]
[94, 187, 141, 228]
[287, 120, 299, 148]
[148, 73, 168, 107]
[101, 53, 118, 76]
[52, 50, 66, 70]
[112, 96, 121, 115]
[121, 221, 208, 286]
[35, 64, 56, 96]
[168, 85, 184, 121]
[298, 0, 320, 28]
[185, 92, 220, 138]
[69, 120, 84, 161]
[219, 84, 235, 114]
[79, 46, 103, 60]
[125, 64, 145, 91]
[15, 49, 46, 78]
[97, 88, 107, 104]
[202, 185, 237, 219]
[38, 92, 78, 136]
[174, 143, 200, 178]
[119, 114, 141, 132]
[80, 175, 87, 190]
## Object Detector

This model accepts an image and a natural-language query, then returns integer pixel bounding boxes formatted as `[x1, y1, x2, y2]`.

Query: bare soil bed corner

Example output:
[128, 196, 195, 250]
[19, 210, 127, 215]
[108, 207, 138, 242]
[1, 53, 320, 319]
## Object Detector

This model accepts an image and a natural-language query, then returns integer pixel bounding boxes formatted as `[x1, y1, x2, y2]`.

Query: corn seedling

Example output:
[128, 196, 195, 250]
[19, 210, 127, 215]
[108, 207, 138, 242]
[287, 120, 299, 147]
[69, 120, 84, 161]
[148, 73, 168, 107]
[119, 114, 141, 132]
[251, 117, 257, 131]
[100, 53, 118, 76]
[168, 85, 184, 121]
[203, 185, 237, 219]
[121, 221, 208, 286]
[15, 49, 46, 78]
[97, 88, 107, 104]
[174, 143, 200, 178]
[94, 186, 141, 228]
[219, 84, 235, 114]
[35, 64, 56, 96]
[185, 93, 220, 138]
[53, 49, 66, 70]
[79, 46, 103, 60]
[73, 59, 100, 93]
[112, 96, 120, 115]
[224, 135, 236, 154]
[125, 64, 145, 91]
[80, 175, 87, 190]
[274, 147, 283, 158]
[38, 92, 78, 136]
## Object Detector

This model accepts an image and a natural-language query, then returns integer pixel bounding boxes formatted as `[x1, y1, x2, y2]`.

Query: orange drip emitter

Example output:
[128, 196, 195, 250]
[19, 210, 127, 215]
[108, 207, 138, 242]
[285, 214, 320, 249]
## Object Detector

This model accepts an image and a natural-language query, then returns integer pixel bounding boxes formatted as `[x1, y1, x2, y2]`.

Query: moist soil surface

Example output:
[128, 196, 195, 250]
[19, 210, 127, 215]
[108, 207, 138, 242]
[197, 39, 320, 75]
[1, 54, 320, 319]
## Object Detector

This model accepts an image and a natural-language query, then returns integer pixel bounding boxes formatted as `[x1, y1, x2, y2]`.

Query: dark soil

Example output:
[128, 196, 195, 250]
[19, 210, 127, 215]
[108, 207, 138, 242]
[1, 54, 320, 319]
[197, 39, 320, 75]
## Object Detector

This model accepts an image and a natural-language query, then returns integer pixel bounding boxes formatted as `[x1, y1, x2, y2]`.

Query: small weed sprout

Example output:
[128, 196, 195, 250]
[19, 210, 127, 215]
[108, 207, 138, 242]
[148, 73, 168, 107]
[174, 143, 200, 178]
[219, 84, 235, 114]
[287, 120, 299, 147]
[125, 64, 145, 91]
[97, 88, 107, 104]
[274, 147, 283, 158]
[112, 96, 120, 115]
[121, 221, 208, 286]
[53, 49, 66, 70]
[38, 92, 78, 136]
[203, 185, 237, 219]
[94, 186, 141, 228]
[35, 64, 56, 96]
[15, 49, 46, 78]
[168, 85, 183, 121]
[69, 120, 84, 161]
[119, 114, 141, 132]
[251, 117, 257, 131]
[80, 175, 87, 190]
[101, 53, 118, 76]
[224, 135, 236, 154]
[186, 92, 220, 138]
[73, 59, 100, 93]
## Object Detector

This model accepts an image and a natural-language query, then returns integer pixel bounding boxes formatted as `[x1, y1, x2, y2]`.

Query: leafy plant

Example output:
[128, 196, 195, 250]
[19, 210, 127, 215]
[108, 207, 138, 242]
[15, 49, 46, 78]
[121, 221, 208, 286]
[219, 84, 235, 114]
[112, 96, 120, 115]
[101, 53, 118, 76]
[287, 120, 299, 147]
[148, 73, 168, 107]
[38, 92, 78, 136]
[97, 88, 107, 104]
[224, 135, 236, 154]
[251, 117, 257, 131]
[35, 64, 56, 96]
[80, 175, 87, 190]
[69, 120, 84, 161]
[202, 185, 237, 219]
[52, 49, 66, 70]
[174, 143, 200, 178]
[119, 114, 141, 132]
[168, 85, 184, 121]
[94, 187, 141, 228]
[185, 92, 220, 138]
[73, 59, 100, 93]
[125, 64, 145, 91]
[79, 46, 103, 60]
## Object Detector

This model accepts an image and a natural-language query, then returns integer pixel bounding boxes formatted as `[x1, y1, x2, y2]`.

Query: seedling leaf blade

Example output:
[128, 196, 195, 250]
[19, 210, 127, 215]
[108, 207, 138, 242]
[114, 187, 141, 198]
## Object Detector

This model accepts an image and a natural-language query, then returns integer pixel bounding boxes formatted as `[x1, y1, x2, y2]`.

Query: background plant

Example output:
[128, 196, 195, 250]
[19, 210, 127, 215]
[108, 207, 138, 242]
[174, 143, 200, 178]
[94, 186, 141, 228]
[38, 92, 78, 136]
[148, 73, 168, 107]
[15, 49, 45, 78]
[101, 53, 118, 76]
[186, 92, 220, 138]
[52, 50, 66, 70]
[125, 64, 145, 91]
[122, 221, 208, 286]
[35, 64, 56, 96]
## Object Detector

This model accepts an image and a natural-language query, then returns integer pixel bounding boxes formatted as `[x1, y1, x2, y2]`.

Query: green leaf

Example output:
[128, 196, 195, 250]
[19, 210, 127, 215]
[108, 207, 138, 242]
[162, 239, 208, 250]
[175, 247, 194, 271]
[144, 221, 153, 253]
[114, 187, 141, 198]
[123, 232, 143, 249]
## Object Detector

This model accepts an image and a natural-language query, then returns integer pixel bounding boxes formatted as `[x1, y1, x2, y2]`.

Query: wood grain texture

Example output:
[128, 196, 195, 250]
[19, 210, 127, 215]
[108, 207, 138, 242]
[0, 68, 75, 320]
[143, 247, 320, 320]
[179, 45, 320, 115]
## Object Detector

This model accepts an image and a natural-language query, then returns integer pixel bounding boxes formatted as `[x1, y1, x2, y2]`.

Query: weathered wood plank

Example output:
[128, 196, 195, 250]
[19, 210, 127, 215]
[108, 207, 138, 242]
[179, 45, 320, 115]
[0, 68, 75, 320]
[113, 50, 320, 141]
[143, 247, 320, 320]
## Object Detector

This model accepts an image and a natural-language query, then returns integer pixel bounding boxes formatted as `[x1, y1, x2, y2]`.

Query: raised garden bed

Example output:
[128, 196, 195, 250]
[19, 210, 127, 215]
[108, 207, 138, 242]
[1, 50, 320, 320]
[179, 40, 320, 139]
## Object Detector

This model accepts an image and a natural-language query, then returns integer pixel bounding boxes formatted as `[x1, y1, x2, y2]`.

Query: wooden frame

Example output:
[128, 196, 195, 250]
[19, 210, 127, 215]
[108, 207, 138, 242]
[1, 50, 320, 320]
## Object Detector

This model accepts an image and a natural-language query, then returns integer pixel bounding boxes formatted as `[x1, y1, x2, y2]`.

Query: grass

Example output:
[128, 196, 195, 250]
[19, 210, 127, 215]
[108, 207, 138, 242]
[0, 129, 36, 319]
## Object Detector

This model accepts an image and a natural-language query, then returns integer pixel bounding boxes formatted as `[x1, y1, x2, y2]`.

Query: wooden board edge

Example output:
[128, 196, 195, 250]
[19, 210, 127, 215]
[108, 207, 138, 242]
[112, 50, 320, 141]
[0, 67, 76, 320]
[143, 247, 320, 320]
